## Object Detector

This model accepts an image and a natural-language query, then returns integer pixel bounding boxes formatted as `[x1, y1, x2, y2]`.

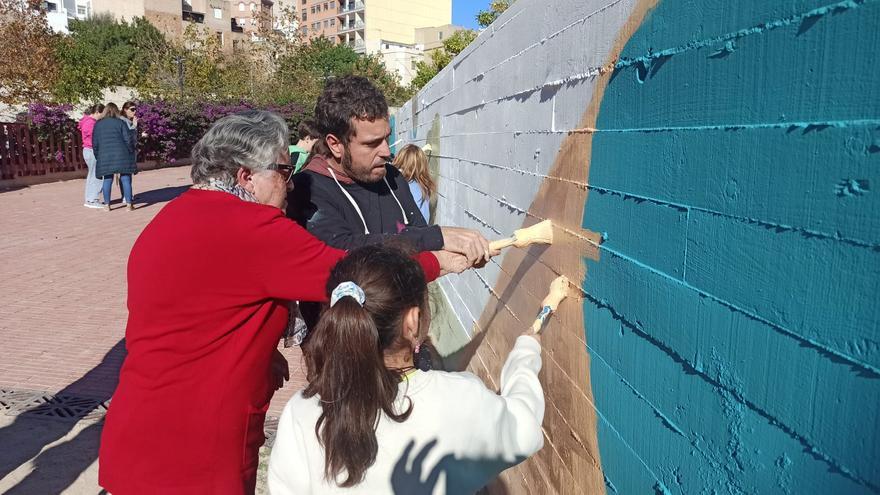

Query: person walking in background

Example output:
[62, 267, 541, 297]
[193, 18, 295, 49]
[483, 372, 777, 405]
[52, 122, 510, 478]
[79, 103, 105, 209]
[268, 244, 545, 494]
[394, 144, 435, 223]
[119, 101, 139, 205]
[289, 119, 320, 174]
[93, 103, 136, 211]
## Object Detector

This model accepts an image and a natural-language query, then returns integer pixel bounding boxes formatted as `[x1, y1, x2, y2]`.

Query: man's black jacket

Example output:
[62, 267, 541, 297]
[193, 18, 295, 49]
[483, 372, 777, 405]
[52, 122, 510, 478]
[287, 156, 444, 251]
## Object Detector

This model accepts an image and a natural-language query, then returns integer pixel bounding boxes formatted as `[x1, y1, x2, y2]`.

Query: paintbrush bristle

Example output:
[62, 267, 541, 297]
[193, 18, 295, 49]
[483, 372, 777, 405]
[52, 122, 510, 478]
[513, 220, 554, 247]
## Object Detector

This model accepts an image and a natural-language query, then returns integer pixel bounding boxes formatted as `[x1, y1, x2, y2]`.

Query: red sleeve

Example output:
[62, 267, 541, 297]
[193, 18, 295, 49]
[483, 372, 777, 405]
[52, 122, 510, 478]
[416, 251, 440, 283]
[250, 210, 347, 302]
[250, 207, 439, 301]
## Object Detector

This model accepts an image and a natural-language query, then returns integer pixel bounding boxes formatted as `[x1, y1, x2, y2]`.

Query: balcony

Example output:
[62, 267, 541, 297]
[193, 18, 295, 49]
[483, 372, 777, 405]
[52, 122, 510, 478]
[341, 1, 364, 13]
[182, 10, 205, 23]
[337, 20, 364, 32]
[348, 40, 365, 53]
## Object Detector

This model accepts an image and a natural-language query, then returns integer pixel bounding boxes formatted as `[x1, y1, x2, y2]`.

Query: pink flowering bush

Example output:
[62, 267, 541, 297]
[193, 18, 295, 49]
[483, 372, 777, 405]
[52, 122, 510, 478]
[17, 103, 78, 164]
[16, 99, 307, 165]
[136, 99, 307, 164]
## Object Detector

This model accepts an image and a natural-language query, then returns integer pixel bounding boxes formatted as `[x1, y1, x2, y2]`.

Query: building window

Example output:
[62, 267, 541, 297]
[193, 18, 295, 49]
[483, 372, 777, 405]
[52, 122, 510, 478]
[239, 2, 245, 11]
[329, 18, 335, 25]
[323, 19, 329, 28]
[329, 1, 335, 8]
[323, 2, 328, 10]
[76, 5, 87, 15]
[213, 8, 222, 19]
[250, 2, 256, 12]
[301, 10, 306, 20]
[310, 6, 315, 13]
[439, 31, 443, 40]
[44, 1, 58, 12]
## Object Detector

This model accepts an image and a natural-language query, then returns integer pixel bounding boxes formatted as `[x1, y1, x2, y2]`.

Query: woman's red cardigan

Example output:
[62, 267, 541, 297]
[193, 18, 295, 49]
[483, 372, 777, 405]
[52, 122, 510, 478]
[98, 189, 439, 494]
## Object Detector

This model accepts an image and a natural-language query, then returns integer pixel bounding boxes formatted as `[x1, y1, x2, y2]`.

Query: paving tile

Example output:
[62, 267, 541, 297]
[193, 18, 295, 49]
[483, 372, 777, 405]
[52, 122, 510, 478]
[0, 167, 308, 420]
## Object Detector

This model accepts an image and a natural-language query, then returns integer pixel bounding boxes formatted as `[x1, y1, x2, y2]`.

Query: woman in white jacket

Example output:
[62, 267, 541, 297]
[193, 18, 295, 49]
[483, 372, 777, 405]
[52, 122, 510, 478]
[268, 244, 545, 494]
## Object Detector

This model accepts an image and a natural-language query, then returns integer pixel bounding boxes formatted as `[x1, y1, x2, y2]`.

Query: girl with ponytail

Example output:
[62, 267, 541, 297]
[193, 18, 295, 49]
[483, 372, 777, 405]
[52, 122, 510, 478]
[269, 244, 546, 494]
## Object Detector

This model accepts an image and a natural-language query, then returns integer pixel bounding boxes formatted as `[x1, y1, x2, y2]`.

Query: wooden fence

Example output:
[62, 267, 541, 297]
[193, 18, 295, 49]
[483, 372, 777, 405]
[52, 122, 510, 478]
[0, 122, 86, 181]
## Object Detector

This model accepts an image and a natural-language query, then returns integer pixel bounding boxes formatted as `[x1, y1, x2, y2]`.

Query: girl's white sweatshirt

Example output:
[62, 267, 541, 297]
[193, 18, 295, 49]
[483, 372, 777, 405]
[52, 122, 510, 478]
[268, 335, 545, 494]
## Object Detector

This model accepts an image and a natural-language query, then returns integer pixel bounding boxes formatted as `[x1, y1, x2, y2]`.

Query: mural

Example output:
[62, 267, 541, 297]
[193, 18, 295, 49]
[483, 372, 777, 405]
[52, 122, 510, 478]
[394, 0, 879, 493]
[588, 0, 879, 493]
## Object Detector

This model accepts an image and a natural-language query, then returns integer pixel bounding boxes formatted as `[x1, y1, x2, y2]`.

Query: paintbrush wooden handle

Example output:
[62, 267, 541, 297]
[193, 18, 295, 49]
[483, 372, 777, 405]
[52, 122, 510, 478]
[531, 276, 570, 333]
[489, 237, 516, 251]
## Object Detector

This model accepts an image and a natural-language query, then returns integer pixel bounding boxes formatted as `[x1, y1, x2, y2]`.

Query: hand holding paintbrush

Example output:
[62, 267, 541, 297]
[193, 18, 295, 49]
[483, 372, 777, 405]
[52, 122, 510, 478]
[530, 275, 570, 337]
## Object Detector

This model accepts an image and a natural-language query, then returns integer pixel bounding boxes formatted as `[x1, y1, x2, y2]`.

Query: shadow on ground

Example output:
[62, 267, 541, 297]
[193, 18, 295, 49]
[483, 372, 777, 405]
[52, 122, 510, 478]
[0, 340, 125, 494]
[130, 185, 191, 209]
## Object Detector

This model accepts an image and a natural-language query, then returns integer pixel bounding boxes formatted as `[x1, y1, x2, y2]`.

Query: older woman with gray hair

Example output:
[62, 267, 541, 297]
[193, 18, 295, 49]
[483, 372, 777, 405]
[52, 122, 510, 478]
[98, 110, 466, 494]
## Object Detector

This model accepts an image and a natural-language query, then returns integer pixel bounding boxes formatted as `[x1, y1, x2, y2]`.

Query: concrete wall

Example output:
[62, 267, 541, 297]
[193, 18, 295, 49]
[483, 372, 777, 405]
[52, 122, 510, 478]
[393, 0, 880, 493]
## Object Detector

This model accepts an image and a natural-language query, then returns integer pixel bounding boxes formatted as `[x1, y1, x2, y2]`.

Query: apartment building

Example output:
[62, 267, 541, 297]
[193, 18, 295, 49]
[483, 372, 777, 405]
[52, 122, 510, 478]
[272, 0, 297, 37]
[300, 0, 339, 41]
[81, 0, 277, 51]
[414, 24, 464, 54]
[298, 0, 451, 85]
[42, 1, 82, 32]
[64, 0, 90, 19]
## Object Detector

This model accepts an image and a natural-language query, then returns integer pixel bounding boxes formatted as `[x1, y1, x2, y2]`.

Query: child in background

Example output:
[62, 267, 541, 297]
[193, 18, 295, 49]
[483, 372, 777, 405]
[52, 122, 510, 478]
[393, 144, 435, 223]
[290, 120, 320, 174]
[268, 244, 545, 494]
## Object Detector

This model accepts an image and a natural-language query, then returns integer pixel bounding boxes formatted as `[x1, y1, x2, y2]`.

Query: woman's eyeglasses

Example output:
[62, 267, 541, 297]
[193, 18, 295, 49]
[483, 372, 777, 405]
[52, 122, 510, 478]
[269, 163, 296, 183]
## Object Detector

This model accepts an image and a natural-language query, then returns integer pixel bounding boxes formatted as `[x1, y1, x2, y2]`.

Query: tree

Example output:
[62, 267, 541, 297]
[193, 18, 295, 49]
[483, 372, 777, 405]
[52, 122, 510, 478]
[350, 54, 411, 107]
[410, 29, 477, 91]
[442, 29, 477, 56]
[273, 37, 412, 108]
[53, 14, 166, 102]
[136, 24, 258, 102]
[410, 60, 438, 91]
[476, 0, 513, 28]
[0, 0, 60, 105]
[280, 37, 360, 78]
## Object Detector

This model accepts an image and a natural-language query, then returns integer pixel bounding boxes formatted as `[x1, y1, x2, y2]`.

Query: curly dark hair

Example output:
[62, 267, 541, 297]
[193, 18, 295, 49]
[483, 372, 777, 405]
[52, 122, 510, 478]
[314, 75, 388, 144]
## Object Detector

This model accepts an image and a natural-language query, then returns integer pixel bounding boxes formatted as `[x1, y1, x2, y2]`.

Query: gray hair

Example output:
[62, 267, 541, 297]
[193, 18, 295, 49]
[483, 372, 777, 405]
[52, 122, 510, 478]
[190, 110, 289, 187]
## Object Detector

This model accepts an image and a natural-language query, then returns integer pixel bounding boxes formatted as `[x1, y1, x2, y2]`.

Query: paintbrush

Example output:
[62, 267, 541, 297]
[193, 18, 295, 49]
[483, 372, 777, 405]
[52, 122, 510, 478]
[532, 275, 570, 334]
[489, 219, 554, 251]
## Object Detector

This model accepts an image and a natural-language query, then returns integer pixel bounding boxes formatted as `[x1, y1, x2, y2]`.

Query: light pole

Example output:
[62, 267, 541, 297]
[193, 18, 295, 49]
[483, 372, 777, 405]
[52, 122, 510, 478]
[174, 55, 185, 96]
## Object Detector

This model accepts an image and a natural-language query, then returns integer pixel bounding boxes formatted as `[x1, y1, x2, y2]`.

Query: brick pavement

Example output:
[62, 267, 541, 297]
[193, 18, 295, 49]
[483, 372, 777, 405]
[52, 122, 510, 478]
[0, 165, 308, 420]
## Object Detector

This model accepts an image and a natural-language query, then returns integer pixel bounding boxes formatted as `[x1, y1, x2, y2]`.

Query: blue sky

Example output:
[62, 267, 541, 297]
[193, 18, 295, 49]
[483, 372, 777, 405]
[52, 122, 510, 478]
[451, 0, 484, 30]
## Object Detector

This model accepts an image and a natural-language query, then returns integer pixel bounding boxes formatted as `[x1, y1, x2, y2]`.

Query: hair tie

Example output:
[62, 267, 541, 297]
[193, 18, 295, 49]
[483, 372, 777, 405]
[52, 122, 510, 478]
[330, 281, 365, 307]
